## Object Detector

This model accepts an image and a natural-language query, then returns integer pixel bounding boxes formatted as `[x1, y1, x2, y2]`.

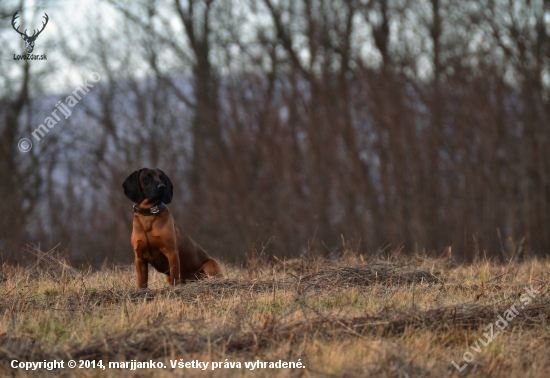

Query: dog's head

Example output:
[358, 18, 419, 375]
[122, 168, 173, 204]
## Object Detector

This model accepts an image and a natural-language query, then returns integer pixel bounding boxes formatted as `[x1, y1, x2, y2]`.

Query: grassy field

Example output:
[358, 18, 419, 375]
[1, 246, 550, 377]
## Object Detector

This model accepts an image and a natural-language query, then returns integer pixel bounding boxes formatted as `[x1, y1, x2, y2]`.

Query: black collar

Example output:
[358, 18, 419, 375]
[133, 202, 166, 216]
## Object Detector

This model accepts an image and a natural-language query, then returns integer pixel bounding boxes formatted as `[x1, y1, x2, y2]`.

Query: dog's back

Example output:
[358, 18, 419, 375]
[175, 226, 222, 280]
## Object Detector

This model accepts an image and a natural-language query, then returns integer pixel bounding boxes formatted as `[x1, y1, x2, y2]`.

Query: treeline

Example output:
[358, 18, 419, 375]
[1, 0, 549, 265]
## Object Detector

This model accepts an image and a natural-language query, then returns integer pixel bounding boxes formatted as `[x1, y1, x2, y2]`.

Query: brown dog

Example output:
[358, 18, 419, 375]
[122, 168, 222, 288]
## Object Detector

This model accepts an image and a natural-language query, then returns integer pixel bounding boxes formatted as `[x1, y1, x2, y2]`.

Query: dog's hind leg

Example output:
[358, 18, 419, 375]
[199, 258, 223, 277]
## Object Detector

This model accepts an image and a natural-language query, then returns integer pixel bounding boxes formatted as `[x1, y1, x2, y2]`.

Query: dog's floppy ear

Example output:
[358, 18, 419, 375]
[122, 169, 143, 203]
[158, 169, 173, 204]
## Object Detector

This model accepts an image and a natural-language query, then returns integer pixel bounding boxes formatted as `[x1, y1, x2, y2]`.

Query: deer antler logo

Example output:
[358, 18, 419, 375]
[11, 11, 49, 54]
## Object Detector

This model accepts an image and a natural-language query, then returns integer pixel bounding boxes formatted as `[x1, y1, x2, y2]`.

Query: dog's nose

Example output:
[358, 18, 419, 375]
[158, 183, 166, 191]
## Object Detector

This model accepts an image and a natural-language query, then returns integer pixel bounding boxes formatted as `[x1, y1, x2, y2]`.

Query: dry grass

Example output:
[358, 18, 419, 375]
[1, 246, 550, 377]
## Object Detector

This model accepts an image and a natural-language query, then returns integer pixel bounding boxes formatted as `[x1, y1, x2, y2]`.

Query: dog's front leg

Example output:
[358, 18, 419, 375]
[163, 249, 181, 285]
[135, 256, 148, 288]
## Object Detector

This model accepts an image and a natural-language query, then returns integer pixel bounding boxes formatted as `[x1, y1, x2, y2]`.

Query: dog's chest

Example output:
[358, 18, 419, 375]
[137, 217, 155, 232]
[141, 241, 170, 274]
